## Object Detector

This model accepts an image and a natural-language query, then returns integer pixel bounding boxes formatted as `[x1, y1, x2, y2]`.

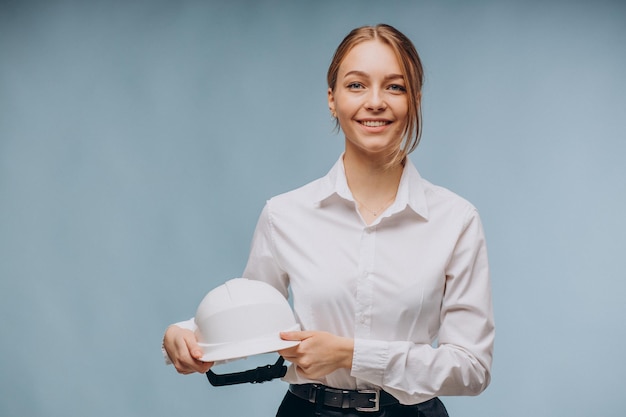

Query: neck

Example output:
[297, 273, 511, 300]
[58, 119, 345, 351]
[343, 150, 404, 206]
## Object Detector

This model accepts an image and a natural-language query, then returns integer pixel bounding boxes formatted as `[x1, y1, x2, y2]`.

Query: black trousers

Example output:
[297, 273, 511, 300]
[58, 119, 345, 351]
[275, 390, 449, 417]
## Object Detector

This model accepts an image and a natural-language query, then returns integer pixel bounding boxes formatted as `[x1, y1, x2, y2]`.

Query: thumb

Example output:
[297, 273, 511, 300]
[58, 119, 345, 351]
[184, 333, 204, 360]
[280, 330, 312, 341]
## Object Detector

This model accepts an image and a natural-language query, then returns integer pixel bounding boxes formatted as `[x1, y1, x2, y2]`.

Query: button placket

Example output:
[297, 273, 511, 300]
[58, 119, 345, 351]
[354, 226, 376, 338]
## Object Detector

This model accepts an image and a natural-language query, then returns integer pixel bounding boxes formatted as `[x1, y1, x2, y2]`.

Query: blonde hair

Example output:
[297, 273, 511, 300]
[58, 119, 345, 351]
[327, 24, 424, 167]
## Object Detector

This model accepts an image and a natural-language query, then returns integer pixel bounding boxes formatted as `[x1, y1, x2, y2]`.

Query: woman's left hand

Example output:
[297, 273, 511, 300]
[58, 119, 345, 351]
[278, 331, 354, 380]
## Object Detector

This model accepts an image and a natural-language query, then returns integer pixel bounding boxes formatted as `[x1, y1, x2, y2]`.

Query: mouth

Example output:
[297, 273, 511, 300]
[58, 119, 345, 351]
[358, 120, 392, 127]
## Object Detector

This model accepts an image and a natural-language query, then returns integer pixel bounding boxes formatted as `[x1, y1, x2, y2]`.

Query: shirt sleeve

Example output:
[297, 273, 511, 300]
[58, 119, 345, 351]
[351, 207, 494, 404]
[241, 202, 290, 297]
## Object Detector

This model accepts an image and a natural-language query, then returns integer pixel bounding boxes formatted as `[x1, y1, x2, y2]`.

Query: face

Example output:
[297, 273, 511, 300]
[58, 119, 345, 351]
[328, 40, 409, 160]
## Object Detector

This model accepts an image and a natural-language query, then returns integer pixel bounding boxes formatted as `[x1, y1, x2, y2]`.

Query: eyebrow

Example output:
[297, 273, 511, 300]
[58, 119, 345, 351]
[343, 70, 405, 81]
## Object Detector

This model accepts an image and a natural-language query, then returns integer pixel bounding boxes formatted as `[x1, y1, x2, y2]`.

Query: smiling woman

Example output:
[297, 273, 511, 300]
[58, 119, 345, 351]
[163, 23, 494, 417]
[327, 24, 424, 168]
[329, 41, 409, 164]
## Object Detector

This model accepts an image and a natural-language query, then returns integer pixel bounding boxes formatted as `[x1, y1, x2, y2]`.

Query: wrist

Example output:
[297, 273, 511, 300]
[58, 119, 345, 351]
[340, 337, 355, 370]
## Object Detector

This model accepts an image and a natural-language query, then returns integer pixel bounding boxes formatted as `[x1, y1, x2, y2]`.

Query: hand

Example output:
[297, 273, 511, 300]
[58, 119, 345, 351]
[278, 331, 354, 380]
[163, 325, 214, 375]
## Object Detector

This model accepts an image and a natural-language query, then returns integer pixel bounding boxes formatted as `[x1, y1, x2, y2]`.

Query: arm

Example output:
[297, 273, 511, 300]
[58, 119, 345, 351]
[351, 208, 494, 402]
[242, 203, 289, 296]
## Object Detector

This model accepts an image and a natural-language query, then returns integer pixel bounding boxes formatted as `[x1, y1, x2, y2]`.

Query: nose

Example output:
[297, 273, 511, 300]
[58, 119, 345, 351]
[365, 89, 386, 112]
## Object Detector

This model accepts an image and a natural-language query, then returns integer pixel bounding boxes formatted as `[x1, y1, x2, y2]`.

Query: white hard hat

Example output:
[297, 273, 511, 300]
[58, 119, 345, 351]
[194, 278, 300, 363]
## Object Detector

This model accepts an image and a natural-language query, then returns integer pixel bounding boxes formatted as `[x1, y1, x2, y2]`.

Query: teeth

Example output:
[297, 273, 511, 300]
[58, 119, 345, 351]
[361, 120, 388, 127]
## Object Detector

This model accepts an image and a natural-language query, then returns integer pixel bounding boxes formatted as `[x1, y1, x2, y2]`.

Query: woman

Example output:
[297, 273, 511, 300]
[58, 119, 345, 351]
[163, 24, 494, 417]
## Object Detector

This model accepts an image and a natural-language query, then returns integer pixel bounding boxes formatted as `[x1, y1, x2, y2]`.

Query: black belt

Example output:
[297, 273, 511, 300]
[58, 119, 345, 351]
[289, 383, 398, 412]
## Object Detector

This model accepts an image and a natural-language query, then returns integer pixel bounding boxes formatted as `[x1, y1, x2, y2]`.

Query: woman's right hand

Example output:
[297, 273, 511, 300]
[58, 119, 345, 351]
[163, 325, 214, 374]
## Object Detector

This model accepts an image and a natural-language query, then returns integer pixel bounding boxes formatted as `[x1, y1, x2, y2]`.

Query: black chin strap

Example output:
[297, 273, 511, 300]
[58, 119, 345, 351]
[206, 356, 288, 386]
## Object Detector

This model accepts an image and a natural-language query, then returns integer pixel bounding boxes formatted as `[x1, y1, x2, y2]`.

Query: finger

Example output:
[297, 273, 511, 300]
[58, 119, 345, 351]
[183, 337, 214, 373]
[173, 337, 207, 374]
[190, 349, 205, 361]
[193, 359, 214, 373]
[176, 357, 210, 375]
[280, 331, 313, 341]
[184, 335, 205, 360]
[278, 345, 299, 357]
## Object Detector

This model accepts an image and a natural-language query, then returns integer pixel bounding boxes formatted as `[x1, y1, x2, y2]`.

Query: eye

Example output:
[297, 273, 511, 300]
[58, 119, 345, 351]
[347, 82, 364, 90]
[388, 84, 407, 93]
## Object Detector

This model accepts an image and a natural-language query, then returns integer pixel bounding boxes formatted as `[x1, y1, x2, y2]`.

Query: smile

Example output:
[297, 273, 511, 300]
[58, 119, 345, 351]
[359, 120, 391, 127]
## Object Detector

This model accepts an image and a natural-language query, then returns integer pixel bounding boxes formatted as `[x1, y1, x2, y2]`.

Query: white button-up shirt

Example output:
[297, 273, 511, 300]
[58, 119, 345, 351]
[241, 155, 494, 405]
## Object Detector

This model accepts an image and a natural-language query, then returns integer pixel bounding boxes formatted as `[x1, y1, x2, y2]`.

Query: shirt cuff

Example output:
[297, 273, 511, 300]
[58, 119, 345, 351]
[351, 338, 389, 388]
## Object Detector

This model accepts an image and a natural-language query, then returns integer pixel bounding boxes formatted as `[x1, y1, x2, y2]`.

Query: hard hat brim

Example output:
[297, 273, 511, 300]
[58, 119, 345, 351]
[197, 324, 301, 362]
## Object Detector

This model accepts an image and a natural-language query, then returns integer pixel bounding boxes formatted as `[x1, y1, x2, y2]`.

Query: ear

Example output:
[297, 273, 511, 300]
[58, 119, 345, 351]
[327, 87, 336, 117]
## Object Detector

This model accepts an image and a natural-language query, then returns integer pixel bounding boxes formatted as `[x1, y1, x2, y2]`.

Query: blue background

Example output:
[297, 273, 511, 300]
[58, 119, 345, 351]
[1, 1, 625, 416]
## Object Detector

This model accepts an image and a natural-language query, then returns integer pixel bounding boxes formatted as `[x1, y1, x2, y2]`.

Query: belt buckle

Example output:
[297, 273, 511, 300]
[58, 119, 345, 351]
[355, 389, 380, 412]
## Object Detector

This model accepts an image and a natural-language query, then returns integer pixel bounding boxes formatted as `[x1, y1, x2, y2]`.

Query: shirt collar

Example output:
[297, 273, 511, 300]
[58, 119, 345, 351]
[314, 155, 430, 221]
[395, 157, 429, 220]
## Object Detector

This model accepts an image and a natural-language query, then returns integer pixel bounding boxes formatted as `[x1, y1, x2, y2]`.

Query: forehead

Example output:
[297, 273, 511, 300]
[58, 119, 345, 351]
[338, 40, 402, 76]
